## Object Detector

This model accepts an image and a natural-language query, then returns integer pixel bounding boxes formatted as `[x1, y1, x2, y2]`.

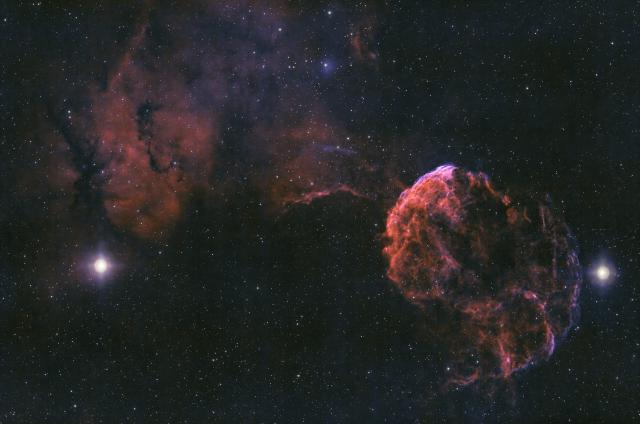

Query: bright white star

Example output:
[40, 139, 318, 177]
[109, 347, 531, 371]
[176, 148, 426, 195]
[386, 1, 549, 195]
[94, 257, 109, 274]
[590, 259, 616, 288]
[596, 265, 610, 281]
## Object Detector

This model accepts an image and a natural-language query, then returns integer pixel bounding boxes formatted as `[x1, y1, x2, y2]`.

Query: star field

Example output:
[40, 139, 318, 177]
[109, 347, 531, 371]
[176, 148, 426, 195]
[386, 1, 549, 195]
[1, 1, 639, 422]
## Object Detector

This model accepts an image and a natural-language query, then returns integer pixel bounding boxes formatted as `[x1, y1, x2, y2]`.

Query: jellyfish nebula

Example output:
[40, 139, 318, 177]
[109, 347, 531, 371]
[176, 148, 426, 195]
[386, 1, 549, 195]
[384, 165, 581, 387]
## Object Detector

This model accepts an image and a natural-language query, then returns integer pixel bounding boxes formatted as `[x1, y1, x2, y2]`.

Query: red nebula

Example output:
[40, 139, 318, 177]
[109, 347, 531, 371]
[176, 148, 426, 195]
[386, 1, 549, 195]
[78, 22, 218, 239]
[384, 165, 581, 387]
[350, 16, 379, 65]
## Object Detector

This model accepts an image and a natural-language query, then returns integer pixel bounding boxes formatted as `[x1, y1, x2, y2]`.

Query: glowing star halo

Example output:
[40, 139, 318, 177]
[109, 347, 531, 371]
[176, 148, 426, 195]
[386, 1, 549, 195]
[596, 265, 610, 281]
[590, 260, 616, 287]
[93, 257, 109, 275]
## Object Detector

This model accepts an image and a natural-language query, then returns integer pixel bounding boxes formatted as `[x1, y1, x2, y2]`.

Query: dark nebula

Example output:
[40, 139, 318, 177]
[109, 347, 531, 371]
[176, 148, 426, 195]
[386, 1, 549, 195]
[385, 165, 581, 386]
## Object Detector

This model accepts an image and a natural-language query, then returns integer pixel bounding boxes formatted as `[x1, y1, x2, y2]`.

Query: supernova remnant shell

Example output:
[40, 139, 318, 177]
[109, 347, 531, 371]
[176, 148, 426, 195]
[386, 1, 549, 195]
[384, 165, 581, 387]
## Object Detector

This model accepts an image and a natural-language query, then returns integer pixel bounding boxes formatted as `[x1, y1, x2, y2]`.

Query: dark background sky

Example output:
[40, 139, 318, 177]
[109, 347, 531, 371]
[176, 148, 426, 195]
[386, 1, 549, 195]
[1, 0, 639, 422]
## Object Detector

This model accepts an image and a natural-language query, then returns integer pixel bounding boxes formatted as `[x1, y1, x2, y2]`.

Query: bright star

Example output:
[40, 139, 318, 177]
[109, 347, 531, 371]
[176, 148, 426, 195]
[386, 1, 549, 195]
[94, 257, 109, 274]
[320, 59, 336, 75]
[596, 265, 610, 281]
[589, 259, 616, 288]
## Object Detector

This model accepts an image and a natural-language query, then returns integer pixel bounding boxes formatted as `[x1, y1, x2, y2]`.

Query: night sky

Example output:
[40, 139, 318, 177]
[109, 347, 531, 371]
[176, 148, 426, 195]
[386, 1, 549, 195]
[1, 1, 639, 422]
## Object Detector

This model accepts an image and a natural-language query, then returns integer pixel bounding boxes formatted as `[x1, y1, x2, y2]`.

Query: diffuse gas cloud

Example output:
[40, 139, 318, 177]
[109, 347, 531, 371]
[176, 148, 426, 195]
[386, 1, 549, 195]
[38, 1, 582, 391]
